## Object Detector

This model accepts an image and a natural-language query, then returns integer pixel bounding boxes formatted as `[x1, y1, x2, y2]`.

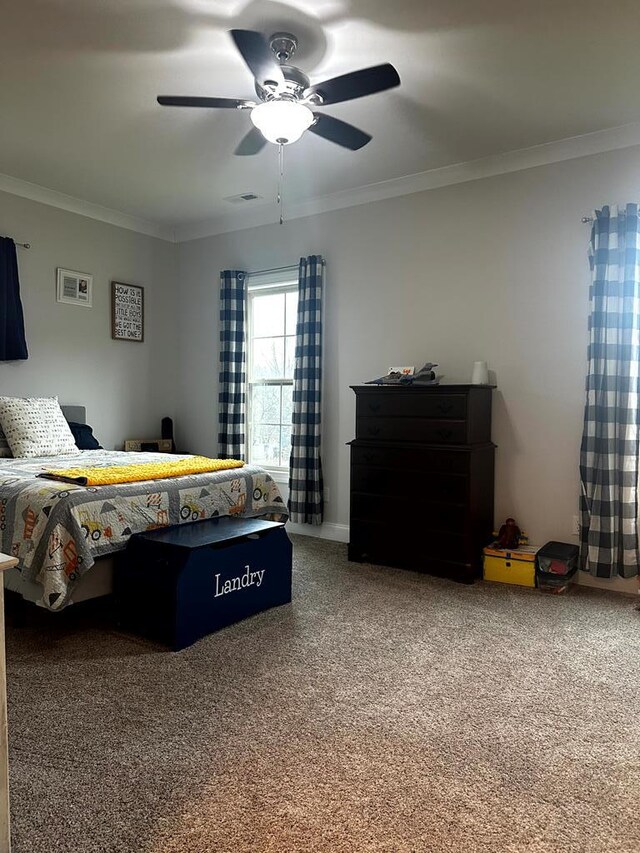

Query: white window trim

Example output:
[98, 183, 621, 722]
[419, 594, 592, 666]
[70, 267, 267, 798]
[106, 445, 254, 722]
[246, 272, 298, 480]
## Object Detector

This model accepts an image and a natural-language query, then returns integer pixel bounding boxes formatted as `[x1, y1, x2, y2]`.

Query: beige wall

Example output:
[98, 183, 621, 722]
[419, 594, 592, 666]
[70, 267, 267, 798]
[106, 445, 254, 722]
[0, 191, 178, 450]
[176, 144, 640, 592]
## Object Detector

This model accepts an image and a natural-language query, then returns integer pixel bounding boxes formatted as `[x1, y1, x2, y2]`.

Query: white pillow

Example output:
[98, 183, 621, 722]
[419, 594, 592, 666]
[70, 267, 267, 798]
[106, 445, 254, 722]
[0, 424, 11, 458]
[0, 396, 77, 458]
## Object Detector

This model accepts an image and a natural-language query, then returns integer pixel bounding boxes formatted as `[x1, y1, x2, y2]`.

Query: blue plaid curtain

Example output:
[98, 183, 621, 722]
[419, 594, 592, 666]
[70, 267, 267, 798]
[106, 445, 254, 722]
[289, 256, 324, 524]
[580, 204, 640, 578]
[218, 270, 246, 459]
[0, 237, 28, 361]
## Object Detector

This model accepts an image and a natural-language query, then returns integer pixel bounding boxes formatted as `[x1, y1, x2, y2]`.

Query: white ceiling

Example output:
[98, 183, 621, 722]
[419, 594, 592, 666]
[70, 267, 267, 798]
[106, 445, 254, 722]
[2, 0, 640, 236]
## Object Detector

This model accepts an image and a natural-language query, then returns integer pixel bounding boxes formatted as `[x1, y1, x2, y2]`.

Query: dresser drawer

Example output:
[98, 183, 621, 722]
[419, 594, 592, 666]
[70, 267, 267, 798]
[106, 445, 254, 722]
[356, 417, 467, 444]
[351, 493, 467, 532]
[349, 521, 470, 564]
[350, 444, 470, 474]
[350, 466, 468, 502]
[356, 392, 467, 420]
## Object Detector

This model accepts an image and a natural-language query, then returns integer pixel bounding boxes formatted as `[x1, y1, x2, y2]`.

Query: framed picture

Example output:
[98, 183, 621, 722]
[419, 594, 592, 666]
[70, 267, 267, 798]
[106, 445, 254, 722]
[111, 282, 144, 342]
[56, 268, 93, 307]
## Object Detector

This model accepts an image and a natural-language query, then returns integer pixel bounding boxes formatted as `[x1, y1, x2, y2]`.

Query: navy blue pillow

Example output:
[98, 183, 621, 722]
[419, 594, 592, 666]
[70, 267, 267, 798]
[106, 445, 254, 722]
[68, 422, 102, 450]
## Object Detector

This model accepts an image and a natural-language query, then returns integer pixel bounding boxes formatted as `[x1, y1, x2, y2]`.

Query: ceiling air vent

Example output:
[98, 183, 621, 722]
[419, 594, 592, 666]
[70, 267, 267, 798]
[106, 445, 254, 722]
[224, 192, 263, 204]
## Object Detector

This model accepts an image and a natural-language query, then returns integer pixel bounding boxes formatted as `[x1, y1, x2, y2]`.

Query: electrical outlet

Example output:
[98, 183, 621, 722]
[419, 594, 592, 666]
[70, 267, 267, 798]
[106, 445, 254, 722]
[573, 515, 580, 535]
[324, 487, 330, 504]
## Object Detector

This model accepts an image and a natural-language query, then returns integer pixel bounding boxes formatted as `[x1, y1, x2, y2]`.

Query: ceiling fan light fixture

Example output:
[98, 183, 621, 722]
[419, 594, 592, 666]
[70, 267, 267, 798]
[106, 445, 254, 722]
[250, 100, 314, 145]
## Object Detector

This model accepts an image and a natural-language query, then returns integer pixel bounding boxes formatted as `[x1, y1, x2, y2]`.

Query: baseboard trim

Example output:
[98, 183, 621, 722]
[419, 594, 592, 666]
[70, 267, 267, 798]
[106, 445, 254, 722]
[575, 572, 637, 595]
[286, 521, 349, 543]
[285, 522, 638, 595]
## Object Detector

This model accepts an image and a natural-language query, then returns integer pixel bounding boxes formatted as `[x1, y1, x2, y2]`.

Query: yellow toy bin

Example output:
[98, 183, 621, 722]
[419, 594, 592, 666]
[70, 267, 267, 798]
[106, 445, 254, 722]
[483, 545, 538, 588]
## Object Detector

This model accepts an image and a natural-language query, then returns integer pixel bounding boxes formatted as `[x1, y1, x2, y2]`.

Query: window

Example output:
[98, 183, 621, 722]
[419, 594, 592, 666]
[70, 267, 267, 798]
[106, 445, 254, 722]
[246, 271, 298, 474]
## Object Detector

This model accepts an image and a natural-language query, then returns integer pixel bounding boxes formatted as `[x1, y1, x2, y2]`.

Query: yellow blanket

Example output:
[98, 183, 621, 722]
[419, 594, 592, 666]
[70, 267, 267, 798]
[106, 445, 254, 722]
[38, 456, 245, 486]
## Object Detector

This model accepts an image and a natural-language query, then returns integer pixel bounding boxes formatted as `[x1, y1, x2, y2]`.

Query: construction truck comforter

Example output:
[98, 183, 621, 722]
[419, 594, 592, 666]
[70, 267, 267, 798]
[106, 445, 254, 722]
[0, 450, 285, 610]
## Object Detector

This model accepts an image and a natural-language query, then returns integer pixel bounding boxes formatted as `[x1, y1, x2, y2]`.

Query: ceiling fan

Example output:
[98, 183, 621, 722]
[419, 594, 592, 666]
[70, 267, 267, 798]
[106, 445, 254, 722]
[157, 29, 400, 155]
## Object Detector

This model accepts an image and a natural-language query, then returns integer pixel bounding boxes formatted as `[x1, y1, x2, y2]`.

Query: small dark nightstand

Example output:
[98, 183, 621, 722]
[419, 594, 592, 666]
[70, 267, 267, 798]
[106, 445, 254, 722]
[124, 439, 173, 453]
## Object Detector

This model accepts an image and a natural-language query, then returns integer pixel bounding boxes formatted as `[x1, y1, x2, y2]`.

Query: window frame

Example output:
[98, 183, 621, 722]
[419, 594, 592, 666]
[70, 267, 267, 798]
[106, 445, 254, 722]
[246, 271, 298, 482]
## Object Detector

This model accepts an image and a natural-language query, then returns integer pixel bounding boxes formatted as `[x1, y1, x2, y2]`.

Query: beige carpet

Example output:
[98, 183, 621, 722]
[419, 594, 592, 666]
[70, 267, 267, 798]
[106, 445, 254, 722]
[6, 536, 640, 853]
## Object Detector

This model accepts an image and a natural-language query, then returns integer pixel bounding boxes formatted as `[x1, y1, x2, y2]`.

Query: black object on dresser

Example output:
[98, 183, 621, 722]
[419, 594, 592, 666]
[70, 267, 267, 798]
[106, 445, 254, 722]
[348, 384, 495, 583]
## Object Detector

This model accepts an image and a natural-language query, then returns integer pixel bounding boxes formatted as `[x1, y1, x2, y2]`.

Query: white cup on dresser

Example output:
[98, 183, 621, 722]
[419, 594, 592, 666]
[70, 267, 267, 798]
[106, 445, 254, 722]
[471, 361, 489, 385]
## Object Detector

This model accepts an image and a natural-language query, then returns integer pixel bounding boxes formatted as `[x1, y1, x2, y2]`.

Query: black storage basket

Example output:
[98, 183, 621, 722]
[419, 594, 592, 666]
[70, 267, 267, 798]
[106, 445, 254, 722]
[536, 541, 579, 577]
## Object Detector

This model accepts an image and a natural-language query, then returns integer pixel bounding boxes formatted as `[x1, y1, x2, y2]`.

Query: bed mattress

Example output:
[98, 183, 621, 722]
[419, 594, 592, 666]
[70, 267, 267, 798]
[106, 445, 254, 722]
[0, 450, 286, 611]
[4, 558, 115, 605]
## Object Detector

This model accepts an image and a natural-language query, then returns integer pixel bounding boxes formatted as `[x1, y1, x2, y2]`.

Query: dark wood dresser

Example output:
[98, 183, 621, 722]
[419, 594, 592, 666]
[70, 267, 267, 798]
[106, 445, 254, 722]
[348, 384, 495, 583]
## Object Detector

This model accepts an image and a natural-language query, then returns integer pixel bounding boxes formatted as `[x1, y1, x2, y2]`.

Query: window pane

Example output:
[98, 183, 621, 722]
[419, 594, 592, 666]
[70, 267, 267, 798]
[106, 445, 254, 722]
[285, 291, 298, 336]
[280, 426, 291, 468]
[252, 293, 285, 337]
[284, 336, 296, 378]
[250, 424, 280, 466]
[282, 384, 293, 425]
[247, 283, 300, 468]
[250, 385, 280, 425]
[252, 337, 284, 380]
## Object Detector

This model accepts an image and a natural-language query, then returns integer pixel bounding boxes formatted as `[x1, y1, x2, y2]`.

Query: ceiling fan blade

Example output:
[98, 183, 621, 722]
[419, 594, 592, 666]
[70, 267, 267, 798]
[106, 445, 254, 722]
[157, 96, 253, 109]
[230, 29, 285, 89]
[235, 127, 268, 156]
[309, 113, 372, 150]
[305, 63, 400, 106]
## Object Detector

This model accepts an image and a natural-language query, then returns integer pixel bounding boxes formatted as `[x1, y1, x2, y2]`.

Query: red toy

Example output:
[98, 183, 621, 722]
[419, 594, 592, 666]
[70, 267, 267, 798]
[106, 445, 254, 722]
[497, 517, 521, 550]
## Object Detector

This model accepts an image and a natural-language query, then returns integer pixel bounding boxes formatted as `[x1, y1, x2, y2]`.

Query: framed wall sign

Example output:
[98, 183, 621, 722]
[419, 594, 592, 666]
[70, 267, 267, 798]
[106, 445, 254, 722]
[56, 268, 93, 307]
[111, 282, 144, 342]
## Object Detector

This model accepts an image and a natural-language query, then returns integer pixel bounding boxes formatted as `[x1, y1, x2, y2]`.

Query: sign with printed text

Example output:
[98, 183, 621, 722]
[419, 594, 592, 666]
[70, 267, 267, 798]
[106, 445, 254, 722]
[112, 282, 144, 342]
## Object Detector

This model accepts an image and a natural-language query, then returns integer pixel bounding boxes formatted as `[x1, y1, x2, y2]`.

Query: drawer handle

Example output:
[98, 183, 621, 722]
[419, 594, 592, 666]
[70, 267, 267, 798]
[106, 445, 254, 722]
[367, 426, 381, 437]
[368, 402, 381, 413]
[437, 402, 453, 414]
[437, 428, 453, 440]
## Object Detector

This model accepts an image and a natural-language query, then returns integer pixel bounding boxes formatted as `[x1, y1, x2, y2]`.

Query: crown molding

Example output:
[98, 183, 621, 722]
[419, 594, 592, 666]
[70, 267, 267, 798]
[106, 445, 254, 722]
[0, 172, 176, 242]
[175, 121, 640, 243]
[2, 121, 640, 244]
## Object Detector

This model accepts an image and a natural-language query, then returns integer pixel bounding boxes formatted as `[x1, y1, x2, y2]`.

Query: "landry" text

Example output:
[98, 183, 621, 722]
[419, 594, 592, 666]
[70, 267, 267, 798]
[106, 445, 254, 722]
[214, 565, 265, 597]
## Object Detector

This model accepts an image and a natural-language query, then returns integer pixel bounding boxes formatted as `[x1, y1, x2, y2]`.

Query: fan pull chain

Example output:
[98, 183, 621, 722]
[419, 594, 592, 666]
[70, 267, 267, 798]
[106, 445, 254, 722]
[277, 143, 285, 225]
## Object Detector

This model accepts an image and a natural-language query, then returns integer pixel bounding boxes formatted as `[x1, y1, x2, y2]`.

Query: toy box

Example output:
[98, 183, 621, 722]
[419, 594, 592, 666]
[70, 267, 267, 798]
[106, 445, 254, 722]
[483, 545, 538, 588]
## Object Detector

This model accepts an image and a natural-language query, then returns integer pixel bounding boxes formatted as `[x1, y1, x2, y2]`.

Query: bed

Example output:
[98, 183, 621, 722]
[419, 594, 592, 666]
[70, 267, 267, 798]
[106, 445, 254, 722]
[1, 406, 286, 611]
